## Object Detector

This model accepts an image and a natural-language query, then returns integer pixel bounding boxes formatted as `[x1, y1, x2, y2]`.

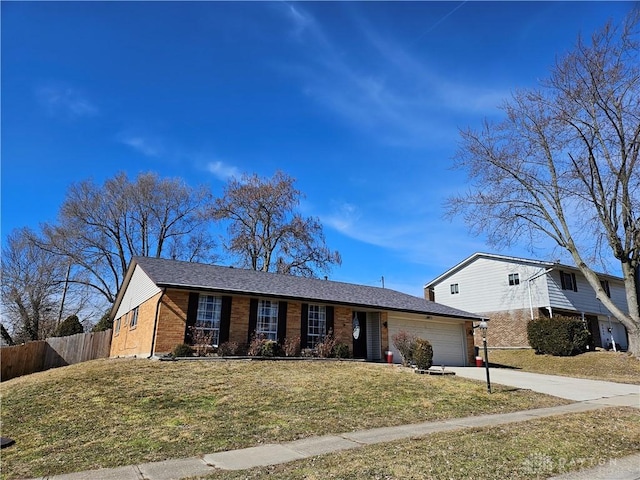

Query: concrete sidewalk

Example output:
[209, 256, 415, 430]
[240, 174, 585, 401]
[32, 370, 639, 480]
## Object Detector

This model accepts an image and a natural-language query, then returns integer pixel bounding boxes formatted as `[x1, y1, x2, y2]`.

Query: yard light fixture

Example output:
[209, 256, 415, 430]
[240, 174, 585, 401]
[473, 320, 491, 394]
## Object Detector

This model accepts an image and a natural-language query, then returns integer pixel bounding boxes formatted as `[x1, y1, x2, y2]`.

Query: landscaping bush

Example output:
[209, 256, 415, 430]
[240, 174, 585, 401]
[413, 338, 433, 370]
[247, 334, 281, 357]
[189, 327, 214, 356]
[172, 343, 194, 357]
[391, 330, 417, 366]
[333, 343, 351, 359]
[247, 334, 266, 356]
[283, 336, 301, 357]
[315, 331, 337, 358]
[260, 340, 280, 357]
[527, 316, 592, 356]
[217, 341, 241, 356]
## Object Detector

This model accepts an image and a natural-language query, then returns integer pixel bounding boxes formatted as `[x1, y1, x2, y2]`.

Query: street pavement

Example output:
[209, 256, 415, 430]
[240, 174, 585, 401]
[30, 368, 640, 480]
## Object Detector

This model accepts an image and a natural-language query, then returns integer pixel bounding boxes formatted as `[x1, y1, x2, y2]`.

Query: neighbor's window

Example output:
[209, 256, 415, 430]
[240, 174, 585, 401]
[115, 317, 121, 335]
[560, 271, 577, 292]
[508, 273, 520, 286]
[129, 307, 139, 329]
[307, 304, 327, 348]
[600, 280, 611, 298]
[257, 299, 279, 340]
[450, 283, 459, 294]
[196, 294, 222, 346]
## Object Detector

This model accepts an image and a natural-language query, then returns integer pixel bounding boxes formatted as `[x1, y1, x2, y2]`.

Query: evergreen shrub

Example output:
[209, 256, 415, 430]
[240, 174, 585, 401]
[527, 316, 591, 356]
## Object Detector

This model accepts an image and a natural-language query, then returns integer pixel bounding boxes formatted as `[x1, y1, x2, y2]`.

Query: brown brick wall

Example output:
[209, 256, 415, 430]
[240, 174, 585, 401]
[475, 308, 535, 348]
[333, 306, 353, 347]
[380, 311, 389, 354]
[286, 302, 302, 342]
[154, 289, 190, 354]
[229, 297, 251, 345]
[110, 291, 162, 357]
[464, 321, 476, 364]
[114, 288, 469, 359]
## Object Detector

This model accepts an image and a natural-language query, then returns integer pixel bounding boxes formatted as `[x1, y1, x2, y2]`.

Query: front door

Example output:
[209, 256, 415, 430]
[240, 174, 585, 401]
[352, 311, 367, 359]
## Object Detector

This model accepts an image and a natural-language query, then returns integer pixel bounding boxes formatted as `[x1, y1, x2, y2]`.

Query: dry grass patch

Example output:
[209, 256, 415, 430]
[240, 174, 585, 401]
[1, 358, 569, 479]
[205, 408, 640, 480]
[488, 349, 640, 384]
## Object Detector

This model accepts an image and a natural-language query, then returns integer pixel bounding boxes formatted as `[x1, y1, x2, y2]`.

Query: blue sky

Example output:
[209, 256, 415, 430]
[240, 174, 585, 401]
[1, 1, 634, 297]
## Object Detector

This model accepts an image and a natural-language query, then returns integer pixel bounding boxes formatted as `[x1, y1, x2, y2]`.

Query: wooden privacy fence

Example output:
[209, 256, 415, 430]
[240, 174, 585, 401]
[1, 329, 112, 382]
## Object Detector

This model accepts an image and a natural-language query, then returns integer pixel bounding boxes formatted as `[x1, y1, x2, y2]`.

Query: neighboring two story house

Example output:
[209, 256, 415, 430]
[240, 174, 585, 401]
[110, 256, 483, 366]
[424, 252, 629, 351]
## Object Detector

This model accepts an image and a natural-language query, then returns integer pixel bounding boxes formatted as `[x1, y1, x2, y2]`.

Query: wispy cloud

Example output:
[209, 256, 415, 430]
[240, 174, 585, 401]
[118, 134, 164, 158]
[282, 3, 330, 47]
[116, 131, 241, 182]
[277, 4, 508, 147]
[322, 202, 361, 234]
[206, 160, 241, 181]
[320, 199, 488, 273]
[36, 84, 98, 118]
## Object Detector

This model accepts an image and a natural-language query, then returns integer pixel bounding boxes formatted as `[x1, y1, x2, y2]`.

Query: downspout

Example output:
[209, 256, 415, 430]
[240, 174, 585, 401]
[148, 288, 166, 359]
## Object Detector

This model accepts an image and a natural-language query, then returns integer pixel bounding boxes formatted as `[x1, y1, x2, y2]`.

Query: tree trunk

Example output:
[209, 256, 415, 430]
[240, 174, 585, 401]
[626, 265, 640, 358]
[626, 323, 640, 358]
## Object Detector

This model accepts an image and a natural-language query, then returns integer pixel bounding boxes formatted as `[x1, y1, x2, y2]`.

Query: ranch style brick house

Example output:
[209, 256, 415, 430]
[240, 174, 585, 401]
[424, 252, 630, 351]
[110, 257, 483, 366]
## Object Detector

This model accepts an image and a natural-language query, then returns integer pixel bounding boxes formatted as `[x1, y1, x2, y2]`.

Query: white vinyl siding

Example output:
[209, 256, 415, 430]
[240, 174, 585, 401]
[114, 265, 162, 319]
[431, 257, 550, 314]
[547, 271, 628, 314]
[431, 255, 628, 319]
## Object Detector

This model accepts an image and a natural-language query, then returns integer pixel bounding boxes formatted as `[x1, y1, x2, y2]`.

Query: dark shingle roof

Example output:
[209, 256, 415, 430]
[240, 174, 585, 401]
[130, 256, 482, 320]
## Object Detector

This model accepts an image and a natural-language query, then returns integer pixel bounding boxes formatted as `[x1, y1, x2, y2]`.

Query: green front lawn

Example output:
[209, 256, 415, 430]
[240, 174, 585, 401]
[1, 358, 568, 479]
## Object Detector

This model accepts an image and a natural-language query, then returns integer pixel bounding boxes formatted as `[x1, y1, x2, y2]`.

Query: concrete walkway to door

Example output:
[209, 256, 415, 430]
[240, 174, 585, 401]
[446, 367, 640, 401]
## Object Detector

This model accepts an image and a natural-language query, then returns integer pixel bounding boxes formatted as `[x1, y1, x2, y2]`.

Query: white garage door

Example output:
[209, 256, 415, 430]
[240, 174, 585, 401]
[388, 317, 467, 366]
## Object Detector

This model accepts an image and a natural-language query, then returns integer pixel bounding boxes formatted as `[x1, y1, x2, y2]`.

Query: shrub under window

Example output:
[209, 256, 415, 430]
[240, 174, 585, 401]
[527, 316, 591, 356]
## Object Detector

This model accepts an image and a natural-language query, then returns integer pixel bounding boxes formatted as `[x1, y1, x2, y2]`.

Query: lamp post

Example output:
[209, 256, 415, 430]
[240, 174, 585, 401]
[474, 320, 491, 394]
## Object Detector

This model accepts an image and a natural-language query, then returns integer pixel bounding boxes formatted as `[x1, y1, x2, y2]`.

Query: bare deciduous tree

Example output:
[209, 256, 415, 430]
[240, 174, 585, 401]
[446, 12, 640, 356]
[39, 172, 216, 303]
[1, 228, 63, 343]
[210, 171, 341, 277]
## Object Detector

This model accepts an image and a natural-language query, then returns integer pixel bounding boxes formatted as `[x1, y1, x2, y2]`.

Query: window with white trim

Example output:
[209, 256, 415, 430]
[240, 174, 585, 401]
[115, 317, 121, 335]
[196, 295, 222, 346]
[508, 273, 520, 286]
[129, 307, 139, 329]
[257, 299, 278, 340]
[450, 283, 459, 294]
[307, 304, 327, 348]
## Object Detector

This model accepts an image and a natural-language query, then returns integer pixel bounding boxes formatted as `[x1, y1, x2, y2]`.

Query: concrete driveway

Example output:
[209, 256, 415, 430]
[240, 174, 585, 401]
[447, 367, 640, 402]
